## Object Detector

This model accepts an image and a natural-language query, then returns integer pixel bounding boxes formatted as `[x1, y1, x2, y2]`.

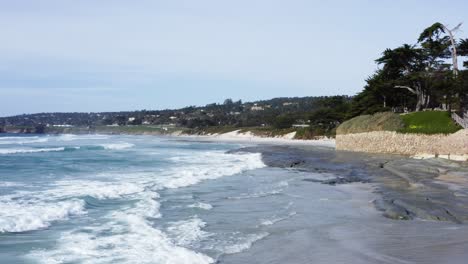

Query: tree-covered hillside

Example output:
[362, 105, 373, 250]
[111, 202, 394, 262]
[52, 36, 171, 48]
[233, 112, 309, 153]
[0, 96, 352, 136]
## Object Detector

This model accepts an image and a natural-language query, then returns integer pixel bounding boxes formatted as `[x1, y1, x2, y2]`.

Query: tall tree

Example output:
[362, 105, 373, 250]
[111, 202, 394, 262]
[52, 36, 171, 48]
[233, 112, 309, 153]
[458, 38, 468, 67]
[376, 44, 431, 111]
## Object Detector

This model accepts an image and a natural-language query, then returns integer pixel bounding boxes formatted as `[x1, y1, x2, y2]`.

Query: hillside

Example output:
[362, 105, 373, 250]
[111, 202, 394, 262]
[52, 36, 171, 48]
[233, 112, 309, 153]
[0, 96, 352, 136]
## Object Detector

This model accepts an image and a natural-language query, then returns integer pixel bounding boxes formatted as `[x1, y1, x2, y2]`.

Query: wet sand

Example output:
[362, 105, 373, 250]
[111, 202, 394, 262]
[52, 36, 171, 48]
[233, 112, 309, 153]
[223, 145, 468, 264]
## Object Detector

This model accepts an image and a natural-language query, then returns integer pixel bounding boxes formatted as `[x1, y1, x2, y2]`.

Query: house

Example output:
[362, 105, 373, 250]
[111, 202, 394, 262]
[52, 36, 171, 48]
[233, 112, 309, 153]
[292, 124, 310, 128]
[251, 104, 264, 111]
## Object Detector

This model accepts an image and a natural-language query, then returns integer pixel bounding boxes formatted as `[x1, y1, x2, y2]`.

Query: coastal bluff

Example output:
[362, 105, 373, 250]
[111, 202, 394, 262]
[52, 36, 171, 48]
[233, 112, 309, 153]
[336, 129, 468, 161]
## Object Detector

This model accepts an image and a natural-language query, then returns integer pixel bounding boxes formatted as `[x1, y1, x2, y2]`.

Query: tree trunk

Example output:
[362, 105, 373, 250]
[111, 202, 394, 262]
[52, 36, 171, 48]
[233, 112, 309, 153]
[395, 85, 427, 111]
[442, 23, 462, 77]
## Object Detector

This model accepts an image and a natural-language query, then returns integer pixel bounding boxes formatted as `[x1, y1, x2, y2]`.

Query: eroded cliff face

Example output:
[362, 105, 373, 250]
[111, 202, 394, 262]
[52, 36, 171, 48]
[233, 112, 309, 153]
[336, 129, 468, 161]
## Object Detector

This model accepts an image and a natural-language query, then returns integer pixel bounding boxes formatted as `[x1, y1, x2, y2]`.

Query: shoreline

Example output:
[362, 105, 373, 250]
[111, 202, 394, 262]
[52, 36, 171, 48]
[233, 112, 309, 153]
[0, 129, 337, 148]
[223, 144, 468, 264]
[235, 144, 468, 223]
[2, 133, 468, 263]
[173, 130, 336, 148]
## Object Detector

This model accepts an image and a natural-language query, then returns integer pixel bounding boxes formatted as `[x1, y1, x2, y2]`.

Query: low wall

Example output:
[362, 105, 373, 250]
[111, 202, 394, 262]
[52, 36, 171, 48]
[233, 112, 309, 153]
[336, 129, 468, 161]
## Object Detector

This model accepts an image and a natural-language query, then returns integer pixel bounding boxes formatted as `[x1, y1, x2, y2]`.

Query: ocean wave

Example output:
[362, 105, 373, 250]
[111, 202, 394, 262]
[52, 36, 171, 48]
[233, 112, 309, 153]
[100, 142, 135, 150]
[127, 191, 161, 218]
[0, 136, 39, 140]
[0, 182, 25, 187]
[0, 199, 85, 233]
[2, 148, 267, 264]
[228, 180, 289, 200]
[0, 147, 65, 155]
[92, 151, 265, 191]
[260, 211, 297, 226]
[0, 137, 48, 145]
[158, 152, 266, 189]
[207, 232, 269, 255]
[0, 179, 156, 233]
[49, 180, 145, 200]
[56, 134, 110, 141]
[188, 202, 213, 210]
[29, 213, 214, 264]
[166, 216, 211, 247]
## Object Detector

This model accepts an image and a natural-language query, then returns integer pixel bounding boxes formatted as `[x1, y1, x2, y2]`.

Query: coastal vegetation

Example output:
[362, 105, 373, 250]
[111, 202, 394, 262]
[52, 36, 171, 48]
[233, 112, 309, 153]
[337, 111, 461, 135]
[399, 111, 461, 134]
[336, 112, 404, 135]
[350, 22, 468, 117]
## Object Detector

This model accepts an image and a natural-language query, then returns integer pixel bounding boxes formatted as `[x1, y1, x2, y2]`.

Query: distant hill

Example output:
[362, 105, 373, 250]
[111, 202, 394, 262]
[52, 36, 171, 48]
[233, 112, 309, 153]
[0, 96, 352, 133]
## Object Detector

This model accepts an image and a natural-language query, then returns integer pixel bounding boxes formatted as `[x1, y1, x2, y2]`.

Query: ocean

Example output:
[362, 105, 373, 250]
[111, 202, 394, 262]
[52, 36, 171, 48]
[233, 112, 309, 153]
[0, 134, 300, 263]
[2, 134, 467, 264]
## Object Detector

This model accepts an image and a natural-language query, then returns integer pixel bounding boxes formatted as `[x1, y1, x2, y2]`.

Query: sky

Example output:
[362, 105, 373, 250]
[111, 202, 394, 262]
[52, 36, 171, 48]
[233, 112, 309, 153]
[1, 0, 467, 116]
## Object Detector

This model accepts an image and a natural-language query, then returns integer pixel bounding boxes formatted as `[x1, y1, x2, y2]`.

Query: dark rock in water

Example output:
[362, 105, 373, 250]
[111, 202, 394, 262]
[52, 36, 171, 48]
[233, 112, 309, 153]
[289, 160, 305, 168]
[303, 175, 367, 185]
[322, 176, 367, 185]
[373, 198, 412, 220]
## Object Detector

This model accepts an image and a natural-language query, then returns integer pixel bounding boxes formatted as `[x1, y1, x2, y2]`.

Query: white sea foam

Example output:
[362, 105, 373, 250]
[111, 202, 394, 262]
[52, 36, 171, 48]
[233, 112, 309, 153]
[5, 146, 266, 263]
[229, 180, 289, 200]
[0, 137, 48, 145]
[260, 211, 297, 226]
[188, 202, 213, 210]
[100, 142, 135, 150]
[0, 180, 154, 233]
[214, 232, 269, 255]
[0, 147, 65, 155]
[0, 136, 39, 140]
[30, 213, 214, 264]
[0, 199, 85, 233]
[0, 182, 24, 187]
[166, 216, 211, 247]
[92, 152, 265, 191]
[158, 152, 265, 189]
[56, 134, 110, 141]
[49, 180, 145, 199]
[127, 191, 162, 218]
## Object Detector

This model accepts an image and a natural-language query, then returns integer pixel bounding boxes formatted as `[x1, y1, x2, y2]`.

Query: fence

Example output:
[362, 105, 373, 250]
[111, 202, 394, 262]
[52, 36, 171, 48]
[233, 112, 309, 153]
[452, 112, 468, 129]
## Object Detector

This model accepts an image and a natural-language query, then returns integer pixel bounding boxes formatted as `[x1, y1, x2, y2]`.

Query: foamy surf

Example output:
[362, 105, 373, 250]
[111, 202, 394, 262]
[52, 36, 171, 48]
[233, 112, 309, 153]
[0, 147, 65, 155]
[100, 142, 135, 150]
[0, 137, 48, 145]
[188, 202, 213, 210]
[166, 216, 211, 247]
[159, 152, 266, 189]
[0, 135, 272, 263]
[0, 199, 85, 233]
[56, 134, 110, 141]
[29, 213, 214, 264]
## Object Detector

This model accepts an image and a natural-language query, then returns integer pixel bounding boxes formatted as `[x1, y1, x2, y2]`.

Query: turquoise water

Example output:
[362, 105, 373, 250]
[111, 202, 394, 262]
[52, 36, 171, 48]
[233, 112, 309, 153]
[3, 134, 468, 264]
[0, 134, 287, 263]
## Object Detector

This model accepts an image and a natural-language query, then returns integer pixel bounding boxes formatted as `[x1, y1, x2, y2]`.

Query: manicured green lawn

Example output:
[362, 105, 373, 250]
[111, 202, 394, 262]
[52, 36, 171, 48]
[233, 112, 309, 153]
[399, 111, 462, 134]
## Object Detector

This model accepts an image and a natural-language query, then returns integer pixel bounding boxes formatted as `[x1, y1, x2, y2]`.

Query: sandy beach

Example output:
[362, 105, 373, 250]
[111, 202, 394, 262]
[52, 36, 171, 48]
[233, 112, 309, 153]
[176, 130, 336, 148]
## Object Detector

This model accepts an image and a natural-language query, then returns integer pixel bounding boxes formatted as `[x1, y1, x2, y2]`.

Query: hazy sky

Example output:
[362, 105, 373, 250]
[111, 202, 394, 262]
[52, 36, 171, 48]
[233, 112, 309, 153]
[1, 0, 467, 116]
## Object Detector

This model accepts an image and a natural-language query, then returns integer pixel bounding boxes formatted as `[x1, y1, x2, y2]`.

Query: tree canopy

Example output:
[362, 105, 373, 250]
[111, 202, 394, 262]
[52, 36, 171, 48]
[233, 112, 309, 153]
[350, 22, 468, 116]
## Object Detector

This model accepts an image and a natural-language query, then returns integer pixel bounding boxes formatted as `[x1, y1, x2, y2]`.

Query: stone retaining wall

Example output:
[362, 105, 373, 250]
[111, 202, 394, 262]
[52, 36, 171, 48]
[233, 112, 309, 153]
[336, 129, 468, 161]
